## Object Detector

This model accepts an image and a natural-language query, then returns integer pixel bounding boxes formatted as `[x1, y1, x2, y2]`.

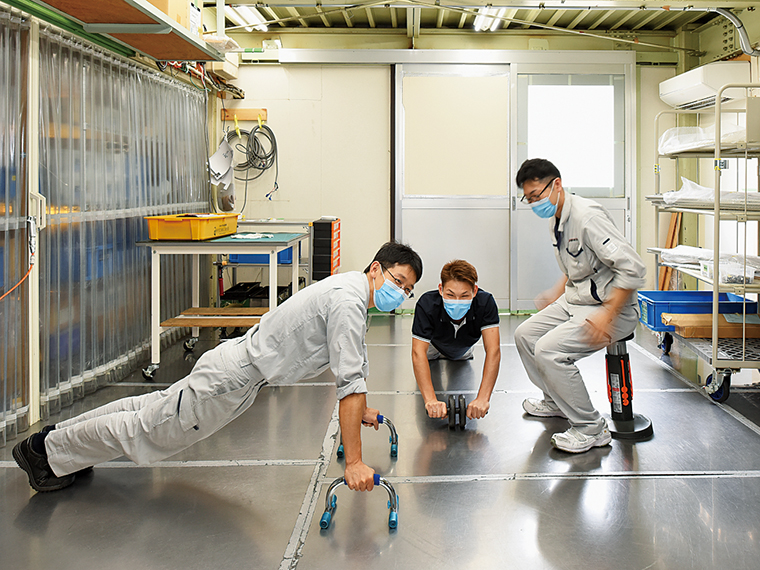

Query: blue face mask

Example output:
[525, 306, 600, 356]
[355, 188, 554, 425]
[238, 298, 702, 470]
[443, 298, 471, 321]
[531, 195, 557, 218]
[374, 278, 407, 312]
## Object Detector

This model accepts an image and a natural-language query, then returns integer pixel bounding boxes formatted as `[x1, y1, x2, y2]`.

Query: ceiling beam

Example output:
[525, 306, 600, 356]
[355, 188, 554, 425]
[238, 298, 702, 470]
[521, 9, 540, 30]
[545, 10, 563, 28]
[365, 7, 376, 28]
[287, 7, 309, 27]
[631, 10, 662, 31]
[566, 9, 590, 30]
[316, 4, 332, 27]
[652, 11, 683, 31]
[609, 10, 638, 31]
[587, 10, 614, 30]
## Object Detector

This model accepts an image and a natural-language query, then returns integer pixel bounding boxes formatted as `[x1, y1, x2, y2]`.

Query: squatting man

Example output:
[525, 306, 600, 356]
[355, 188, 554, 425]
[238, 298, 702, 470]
[514, 158, 646, 454]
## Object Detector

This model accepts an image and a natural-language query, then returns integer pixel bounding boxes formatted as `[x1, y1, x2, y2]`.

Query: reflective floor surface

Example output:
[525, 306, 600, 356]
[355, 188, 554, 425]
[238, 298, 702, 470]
[3, 314, 760, 570]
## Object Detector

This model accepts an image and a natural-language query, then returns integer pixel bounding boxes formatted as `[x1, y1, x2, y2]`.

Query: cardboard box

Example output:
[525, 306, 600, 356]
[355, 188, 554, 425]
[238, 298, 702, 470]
[209, 53, 239, 80]
[660, 313, 760, 338]
[147, 0, 190, 31]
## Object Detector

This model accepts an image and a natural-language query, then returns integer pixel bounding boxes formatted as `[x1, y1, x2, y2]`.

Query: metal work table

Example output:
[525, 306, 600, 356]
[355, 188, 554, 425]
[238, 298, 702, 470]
[138, 232, 309, 377]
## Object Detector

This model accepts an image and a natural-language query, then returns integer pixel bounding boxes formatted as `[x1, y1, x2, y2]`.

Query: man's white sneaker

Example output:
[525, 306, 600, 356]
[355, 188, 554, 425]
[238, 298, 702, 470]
[551, 424, 612, 453]
[522, 398, 568, 419]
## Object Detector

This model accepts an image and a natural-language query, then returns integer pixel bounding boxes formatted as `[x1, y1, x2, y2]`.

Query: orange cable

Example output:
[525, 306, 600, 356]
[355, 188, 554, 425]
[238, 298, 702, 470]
[0, 263, 33, 302]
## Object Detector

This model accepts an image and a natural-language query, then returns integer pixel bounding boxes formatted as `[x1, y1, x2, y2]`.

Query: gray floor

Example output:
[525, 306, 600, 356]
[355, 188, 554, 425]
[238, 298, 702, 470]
[3, 315, 760, 570]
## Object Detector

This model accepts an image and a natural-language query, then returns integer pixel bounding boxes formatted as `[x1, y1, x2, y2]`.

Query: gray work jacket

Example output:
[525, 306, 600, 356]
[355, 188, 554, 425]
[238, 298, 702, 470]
[243, 271, 370, 400]
[551, 192, 646, 306]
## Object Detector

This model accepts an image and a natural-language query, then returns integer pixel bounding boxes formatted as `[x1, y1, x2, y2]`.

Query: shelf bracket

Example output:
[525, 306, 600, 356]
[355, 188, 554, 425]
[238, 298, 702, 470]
[83, 24, 172, 34]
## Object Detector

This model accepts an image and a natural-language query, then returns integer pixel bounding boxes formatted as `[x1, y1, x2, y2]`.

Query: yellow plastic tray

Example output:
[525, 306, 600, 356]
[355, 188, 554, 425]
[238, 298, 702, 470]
[145, 213, 238, 240]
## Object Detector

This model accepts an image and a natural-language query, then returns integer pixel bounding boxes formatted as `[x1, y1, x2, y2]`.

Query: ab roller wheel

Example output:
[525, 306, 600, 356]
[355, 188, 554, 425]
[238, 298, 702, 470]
[336, 414, 398, 459]
[446, 394, 468, 430]
[320, 474, 399, 530]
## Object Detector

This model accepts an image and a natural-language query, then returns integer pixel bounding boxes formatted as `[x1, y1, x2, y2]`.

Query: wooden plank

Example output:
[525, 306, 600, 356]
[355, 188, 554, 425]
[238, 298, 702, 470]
[111, 31, 216, 61]
[658, 213, 678, 290]
[182, 307, 268, 316]
[221, 109, 268, 122]
[659, 212, 681, 291]
[42, 0, 153, 24]
[161, 316, 263, 327]
[661, 313, 760, 338]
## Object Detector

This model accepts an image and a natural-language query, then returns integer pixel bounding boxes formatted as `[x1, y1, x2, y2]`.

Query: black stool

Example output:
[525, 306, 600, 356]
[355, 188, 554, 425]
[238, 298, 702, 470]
[604, 333, 654, 441]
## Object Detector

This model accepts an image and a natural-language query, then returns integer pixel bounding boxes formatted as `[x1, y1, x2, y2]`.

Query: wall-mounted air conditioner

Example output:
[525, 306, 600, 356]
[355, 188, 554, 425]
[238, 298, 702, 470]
[659, 61, 751, 110]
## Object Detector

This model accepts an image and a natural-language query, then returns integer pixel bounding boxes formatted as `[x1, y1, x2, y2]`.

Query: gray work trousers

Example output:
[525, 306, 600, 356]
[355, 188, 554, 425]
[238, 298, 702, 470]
[46, 337, 266, 477]
[514, 294, 639, 434]
[427, 344, 475, 361]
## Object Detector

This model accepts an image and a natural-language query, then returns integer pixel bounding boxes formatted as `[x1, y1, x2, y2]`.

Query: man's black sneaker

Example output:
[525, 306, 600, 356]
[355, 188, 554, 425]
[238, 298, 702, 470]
[12, 436, 75, 492]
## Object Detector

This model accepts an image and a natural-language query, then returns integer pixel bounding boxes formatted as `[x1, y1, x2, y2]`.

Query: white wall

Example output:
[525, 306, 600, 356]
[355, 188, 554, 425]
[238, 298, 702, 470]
[637, 66, 677, 291]
[223, 62, 673, 293]
[223, 65, 391, 275]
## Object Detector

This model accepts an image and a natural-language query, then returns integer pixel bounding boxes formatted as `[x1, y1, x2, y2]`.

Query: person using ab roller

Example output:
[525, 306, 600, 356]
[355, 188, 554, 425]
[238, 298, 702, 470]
[411, 260, 501, 428]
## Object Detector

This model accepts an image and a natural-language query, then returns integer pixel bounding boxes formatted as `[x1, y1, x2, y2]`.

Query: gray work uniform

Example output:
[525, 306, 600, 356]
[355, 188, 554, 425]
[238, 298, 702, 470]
[514, 193, 646, 434]
[46, 271, 371, 477]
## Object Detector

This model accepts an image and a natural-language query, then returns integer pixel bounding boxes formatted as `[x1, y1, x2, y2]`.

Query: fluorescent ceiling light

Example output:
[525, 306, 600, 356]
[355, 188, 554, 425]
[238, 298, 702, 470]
[474, 7, 499, 32]
[489, 8, 506, 32]
[236, 5, 268, 32]
[473, 7, 490, 32]
[225, 5, 268, 32]
[225, 6, 253, 32]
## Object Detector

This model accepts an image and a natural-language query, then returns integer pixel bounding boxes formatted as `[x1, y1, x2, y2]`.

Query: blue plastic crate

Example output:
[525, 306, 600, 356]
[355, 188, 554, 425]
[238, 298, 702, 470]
[638, 290, 758, 332]
[229, 247, 293, 265]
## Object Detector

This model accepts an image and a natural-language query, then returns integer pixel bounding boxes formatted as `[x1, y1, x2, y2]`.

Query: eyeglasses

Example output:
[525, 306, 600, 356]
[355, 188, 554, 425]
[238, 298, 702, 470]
[381, 264, 414, 299]
[521, 177, 557, 204]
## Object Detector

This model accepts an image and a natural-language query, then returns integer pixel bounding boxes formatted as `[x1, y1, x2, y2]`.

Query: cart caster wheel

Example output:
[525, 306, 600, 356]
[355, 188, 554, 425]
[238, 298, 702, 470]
[706, 372, 731, 403]
[183, 338, 198, 352]
[388, 512, 398, 529]
[659, 332, 673, 355]
[390, 443, 398, 457]
[336, 444, 344, 459]
[319, 512, 332, 529]
[142, 365, 158, 380]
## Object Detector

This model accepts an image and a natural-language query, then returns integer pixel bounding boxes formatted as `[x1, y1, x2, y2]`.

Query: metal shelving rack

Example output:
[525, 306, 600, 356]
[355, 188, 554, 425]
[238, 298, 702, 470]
[650, 84, 760, 401]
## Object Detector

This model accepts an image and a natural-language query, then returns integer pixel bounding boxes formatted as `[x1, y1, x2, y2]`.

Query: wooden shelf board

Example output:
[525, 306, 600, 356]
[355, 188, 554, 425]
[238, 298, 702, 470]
[38, 0, 222, 61]
[161, 306, 269, 327]
[221, 109, 268, 122]
[42, 0, 153, 24]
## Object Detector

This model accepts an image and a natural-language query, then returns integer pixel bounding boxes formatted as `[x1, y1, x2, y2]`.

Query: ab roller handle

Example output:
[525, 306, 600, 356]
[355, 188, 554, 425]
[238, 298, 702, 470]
[320, 474, 399, 530]
[426, 395, 468, 429]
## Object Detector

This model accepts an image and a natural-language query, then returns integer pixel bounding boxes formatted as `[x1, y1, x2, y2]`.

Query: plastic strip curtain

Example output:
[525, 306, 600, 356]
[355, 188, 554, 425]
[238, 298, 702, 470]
[37, 27, 208, 418]
[0, 11, 29, 447]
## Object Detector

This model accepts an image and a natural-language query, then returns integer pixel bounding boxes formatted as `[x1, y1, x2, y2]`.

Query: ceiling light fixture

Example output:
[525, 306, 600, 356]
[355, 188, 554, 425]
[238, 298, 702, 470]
[489, 8, 507, 32]
[236, 5, 268, 32]
[225, 5, 268, 33]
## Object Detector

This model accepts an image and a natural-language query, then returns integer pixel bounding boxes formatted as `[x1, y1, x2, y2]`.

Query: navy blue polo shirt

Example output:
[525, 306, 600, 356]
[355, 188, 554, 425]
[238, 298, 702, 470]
[412, 289, 500, 359]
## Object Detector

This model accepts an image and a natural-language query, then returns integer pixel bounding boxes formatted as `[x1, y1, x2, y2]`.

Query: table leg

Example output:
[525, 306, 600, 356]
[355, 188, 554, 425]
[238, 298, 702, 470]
[151, 249, 161, 366]
[292, 244, 300, 296]
[269, 249, 277, 309]
[192, 253, 200, 339]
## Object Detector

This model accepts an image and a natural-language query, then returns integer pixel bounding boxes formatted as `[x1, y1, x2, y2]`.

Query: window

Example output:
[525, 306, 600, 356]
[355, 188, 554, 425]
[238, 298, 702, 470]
[517, 74, 625, 198]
